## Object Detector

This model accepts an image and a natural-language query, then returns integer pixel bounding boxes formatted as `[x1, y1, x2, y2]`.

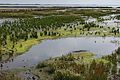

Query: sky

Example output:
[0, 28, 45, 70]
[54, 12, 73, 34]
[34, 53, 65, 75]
[0, 0, 120, 6]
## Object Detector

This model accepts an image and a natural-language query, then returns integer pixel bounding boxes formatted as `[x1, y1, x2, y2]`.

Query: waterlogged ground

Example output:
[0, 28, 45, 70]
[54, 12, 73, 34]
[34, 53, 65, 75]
[0, 37, 120, 70]
[0, 14, 120, 68]
[1, 9, 120, 80]
[0, 18, 15, 24]
[86, 14, 120, 27]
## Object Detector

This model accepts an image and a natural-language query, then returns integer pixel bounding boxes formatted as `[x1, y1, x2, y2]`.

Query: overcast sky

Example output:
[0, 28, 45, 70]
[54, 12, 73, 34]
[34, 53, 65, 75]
[0, 0, 120, 5]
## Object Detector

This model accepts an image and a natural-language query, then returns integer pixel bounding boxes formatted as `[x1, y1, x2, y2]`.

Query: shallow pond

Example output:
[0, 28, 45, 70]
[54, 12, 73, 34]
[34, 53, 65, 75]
[86, 14, 120, 27]
[1, 37, 120, 70]
[0, 18, 15, 24]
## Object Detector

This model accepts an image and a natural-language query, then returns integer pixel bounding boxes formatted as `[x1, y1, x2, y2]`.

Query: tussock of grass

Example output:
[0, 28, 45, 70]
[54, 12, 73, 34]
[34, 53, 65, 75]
[32, 52, 110, 80]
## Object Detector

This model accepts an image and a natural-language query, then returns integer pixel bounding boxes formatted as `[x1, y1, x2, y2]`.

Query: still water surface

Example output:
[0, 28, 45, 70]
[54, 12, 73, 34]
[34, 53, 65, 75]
[1, 37, 120, 70]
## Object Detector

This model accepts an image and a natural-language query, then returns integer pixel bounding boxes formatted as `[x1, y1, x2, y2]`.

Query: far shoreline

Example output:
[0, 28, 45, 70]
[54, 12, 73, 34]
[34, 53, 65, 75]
[0, 5, 116, 9]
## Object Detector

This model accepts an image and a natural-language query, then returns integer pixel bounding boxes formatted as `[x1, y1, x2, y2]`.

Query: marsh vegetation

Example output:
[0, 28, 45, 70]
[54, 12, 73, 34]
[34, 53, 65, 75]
[0, 8, 120, 80]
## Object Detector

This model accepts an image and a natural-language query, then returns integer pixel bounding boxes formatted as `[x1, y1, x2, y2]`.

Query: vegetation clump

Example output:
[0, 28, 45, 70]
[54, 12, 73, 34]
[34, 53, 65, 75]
[33, 52, 113, 80]
[0, 72, 21, 80]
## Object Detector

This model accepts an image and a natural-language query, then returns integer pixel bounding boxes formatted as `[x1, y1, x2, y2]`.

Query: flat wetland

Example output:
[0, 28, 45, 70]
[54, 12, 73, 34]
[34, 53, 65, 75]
[0, 7, 120, 80]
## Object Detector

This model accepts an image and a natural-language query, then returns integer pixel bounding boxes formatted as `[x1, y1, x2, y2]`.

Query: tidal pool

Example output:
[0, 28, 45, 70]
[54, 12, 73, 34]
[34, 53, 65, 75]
[1, 37, 120, 70]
